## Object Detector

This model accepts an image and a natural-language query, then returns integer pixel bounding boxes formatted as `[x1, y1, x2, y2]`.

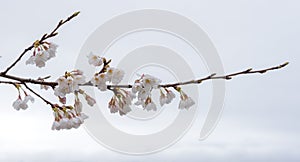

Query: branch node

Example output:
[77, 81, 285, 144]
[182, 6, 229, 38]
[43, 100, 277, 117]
[225, 76, 232, 80]
[259, 70, 267, 74]
[281, 62, 289, 68]
[246, 68, 252, 72]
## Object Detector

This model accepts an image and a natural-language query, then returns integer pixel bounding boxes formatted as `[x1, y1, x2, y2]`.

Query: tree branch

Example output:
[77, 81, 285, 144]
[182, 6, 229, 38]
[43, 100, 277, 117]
[159, 62, 289, 88]
[0, 80, 21, 85]
[0, 11, 80, 75]
[0, 62, 289, 89]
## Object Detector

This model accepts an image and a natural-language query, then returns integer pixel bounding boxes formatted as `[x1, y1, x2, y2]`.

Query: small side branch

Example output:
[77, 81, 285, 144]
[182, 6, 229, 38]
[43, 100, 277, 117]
[23, 83, 55, 108]
[0, 11, 80, 75]
[0, 80, 21, 85]
[159, 62, 289, 88]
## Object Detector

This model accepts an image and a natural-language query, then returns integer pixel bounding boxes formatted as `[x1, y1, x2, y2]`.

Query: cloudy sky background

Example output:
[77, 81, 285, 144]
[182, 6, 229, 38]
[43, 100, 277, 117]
[0, 0, 299, 161]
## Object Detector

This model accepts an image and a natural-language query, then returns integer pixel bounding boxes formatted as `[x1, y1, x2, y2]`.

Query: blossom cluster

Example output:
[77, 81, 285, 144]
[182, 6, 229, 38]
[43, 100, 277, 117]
[15, 44, 196, 130]
[51, 106, 88, 130]
[132, 74, 162, 111]
[51, 89, 95, 130]
[26, 41, 58, 68]
[12, 85, 34, 111]
[54, 70, 86, 99]
[108, 88, 134, 116]
[88, 52, 125, 91]
[13, 95, 34, 111]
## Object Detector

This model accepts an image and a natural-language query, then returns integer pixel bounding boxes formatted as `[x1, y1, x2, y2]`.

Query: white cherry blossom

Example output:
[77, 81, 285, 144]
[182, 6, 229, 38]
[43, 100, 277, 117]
[26, 42, 58, 68]
[159, 92, 167, 106]
[54, 71, 86, 97]
[178, 91, 195, 110]
[87, 52, 103, 66]
[141, 74, 161, 91]
[26, 51, 49, 68]
[12, 95, 34, 111]
[111, 68, 125, 84]
[51, 108, 89, 130]
[91, 73, 107, 91]
[144, 97, 157, 111]
[47, 42, 58, 59]
[106, 67, 125, 84]
[84, 94, 96, 106]
[165, 89, 175, 104]
[108, 88, 134, 116]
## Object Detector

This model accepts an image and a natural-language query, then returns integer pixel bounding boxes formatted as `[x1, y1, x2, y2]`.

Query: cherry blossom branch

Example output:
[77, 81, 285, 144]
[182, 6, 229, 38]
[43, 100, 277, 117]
[0, 61, 289, 89]
[0, 11, 80, 75]
[0, 11, 290, 131]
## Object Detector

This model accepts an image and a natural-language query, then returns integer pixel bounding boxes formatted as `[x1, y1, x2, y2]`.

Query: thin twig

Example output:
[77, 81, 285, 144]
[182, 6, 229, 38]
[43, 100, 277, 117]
[0, 74, 57, 88]
[1, 11, 80, 75]
[98, 58, 112, 74]
[159, 62, 289, 88]
[0, 81, 21, 85]
[23, 83, 55, 108]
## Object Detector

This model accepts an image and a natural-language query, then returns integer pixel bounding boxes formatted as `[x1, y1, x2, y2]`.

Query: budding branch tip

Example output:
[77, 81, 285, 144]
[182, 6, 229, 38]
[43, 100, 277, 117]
[73, 11, 80, 17]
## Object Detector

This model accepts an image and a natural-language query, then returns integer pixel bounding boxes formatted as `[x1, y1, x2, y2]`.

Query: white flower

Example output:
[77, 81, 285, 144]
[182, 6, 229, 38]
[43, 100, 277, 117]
[74, 98, 82, 113]
[106, 67, 125, 84]
[78, 113, 89, 122]
[85, 94, 96, 106]
[54, 77, 72, 97]
[26, 42, 58, 68]
[132, 81, 142, 94]
[51, 121, 61, 130]
[24, 95, 35, 103]
[119, 105, 131, 116]
[54, 71, 86, 97]
[111, 68, 125, 84]
[178, 91, 195, 110]
[47, 42, 58, 59]
[12, 95, 34, 111]
[144, 97, 157, 111]
[59, 118, 72, 130]
[159, 88, 175, 106]
[12, 98, 23, 111]
[136, 89, 150, 101]
[141, 74, 161, 91]
[54, 87, 66, 97]
[145, 102, 157, 111]
[87, 52, 103, 66]
[106, 67, 114, 81]
[34, 51, 49, 68]
[165, 89, 175, 104]
[25, 55, 35, 65]
[51, 108, 89, 130]
[159, 92, 167, 106]
[134, 99, 144, 106]
[91, 73, 107, 91]
[132, 74, 161, 98]
[108, 97, 119, 113]
[131, 74, 161, 110]
[25, 51, 49, 68]
[72, 74, 86, 90]
[108, 88, 134, 116]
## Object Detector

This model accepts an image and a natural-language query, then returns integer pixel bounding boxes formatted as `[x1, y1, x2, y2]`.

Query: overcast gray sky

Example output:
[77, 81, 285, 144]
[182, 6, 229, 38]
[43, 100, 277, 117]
[0, 0, 299, 162]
